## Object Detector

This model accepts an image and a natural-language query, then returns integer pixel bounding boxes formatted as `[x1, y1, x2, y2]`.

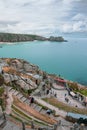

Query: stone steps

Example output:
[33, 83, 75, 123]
[21, 97, 27, 102]
[23, 98, 27, 103]
[16, 93, 23, 99]
[31, 103, 37, 109]
[8, 87, 55, 119]
[13, 91, 19, 96]
[34, 105, 42, 112]
[40, 109, 46, 115]
[10, 89, 16, 94]
[24, 99, 30, 105]
[8, 87, 13, 91]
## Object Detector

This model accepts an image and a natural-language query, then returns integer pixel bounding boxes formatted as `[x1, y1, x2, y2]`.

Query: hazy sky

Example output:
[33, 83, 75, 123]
[0, 0, 87, 35]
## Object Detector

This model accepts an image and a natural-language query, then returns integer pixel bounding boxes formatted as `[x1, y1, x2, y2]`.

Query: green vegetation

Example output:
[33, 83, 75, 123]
[67, 82, 79, 91]
[12, 105, 47, 126]
[0, 98, 5, 111]
[0, 74, 4, 86]
[28, 88, 36, 95]
[0, 87, 4, 96]
[0, 87, 5, 111]
[43, 97, 87, 115]
[67, 82, 87, 96]
[12, 105, 32, 120]
[78, 118, 87, 125]
[77, 89, 87, 96]
[10, 114, 23, 123]
[0, 32, 66, 42]
[0, 99, 4, 110]
[0, 33, 46, 42]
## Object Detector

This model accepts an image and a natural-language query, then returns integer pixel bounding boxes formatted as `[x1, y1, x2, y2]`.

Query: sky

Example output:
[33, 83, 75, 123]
[0, 0, 87, 35]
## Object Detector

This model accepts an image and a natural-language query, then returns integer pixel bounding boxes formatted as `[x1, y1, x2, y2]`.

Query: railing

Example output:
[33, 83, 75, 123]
[0, 113, 6, 128]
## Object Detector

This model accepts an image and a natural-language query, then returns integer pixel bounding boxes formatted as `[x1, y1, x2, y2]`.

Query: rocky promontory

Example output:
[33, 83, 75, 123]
[48, 36, 67, 42]
[0, 33, 67, 42]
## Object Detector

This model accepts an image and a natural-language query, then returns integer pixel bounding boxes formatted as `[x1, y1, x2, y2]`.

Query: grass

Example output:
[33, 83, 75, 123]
[13, 96, 57, 125]
[67, 82, 87, 96]
[76, 89, 87, 96]
[9, 114, 31, 128]
[12, 104, 50, 126]
[35, 101, 56, 116]
[12, 105, 32, 120]
[43, 97, 87, 115]
[0, 87, 4, 96]
[10, 113, 23, 123]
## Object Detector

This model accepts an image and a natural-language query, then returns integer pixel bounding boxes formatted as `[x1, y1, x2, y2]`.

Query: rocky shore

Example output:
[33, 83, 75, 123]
[0, 33, 67, 42]
[0, 58, 53, 92]
[0, 58, 87, 130]
[0, 58, 87, 94]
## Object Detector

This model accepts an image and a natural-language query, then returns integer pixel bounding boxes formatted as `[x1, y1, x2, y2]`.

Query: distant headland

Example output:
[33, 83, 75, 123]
[0, 33, 67, 42]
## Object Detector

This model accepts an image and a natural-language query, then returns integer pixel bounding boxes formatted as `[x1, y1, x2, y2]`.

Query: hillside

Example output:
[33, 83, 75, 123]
[0, 33, 67, 42]
[0, 58, 53, 91]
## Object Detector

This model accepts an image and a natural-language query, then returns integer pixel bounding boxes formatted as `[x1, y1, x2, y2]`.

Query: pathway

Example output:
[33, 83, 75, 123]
[33, 96, 67, 117]
[51, 87, 85, 109]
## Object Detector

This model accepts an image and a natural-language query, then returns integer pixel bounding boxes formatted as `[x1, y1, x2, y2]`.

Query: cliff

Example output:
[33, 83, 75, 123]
[0, 33, 67, 42]
[0, 58, 53, 91]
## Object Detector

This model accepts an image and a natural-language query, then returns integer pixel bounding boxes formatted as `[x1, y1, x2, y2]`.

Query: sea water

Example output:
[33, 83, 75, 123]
[0, 34, 87, 85]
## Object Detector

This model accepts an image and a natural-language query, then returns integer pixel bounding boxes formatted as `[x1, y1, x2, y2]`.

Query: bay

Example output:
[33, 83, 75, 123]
[0, 35, 87, 85]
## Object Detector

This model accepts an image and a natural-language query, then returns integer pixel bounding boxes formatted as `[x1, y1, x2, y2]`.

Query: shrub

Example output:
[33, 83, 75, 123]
[28, 88, 36, 95]
[0, 74, 4, 86]
[0, 98, 5, 111]
[78, 118, 87, 125]
[0, 87, 4, 96]
[68, 82, 79, 91]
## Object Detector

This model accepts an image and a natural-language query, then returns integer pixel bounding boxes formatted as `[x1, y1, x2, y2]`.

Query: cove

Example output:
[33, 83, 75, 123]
[0, 36, 87, 85]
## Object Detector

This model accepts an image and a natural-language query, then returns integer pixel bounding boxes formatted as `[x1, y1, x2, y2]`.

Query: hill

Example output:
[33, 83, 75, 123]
[0, 33, 67, 42]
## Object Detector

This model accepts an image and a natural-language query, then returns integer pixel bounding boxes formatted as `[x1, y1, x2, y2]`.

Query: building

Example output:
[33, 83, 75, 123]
[55, 77, 66, 87]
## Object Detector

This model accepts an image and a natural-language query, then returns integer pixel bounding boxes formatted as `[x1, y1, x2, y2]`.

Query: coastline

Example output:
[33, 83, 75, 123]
[0, 58, 87, 127]
[0, 33, 67, 42]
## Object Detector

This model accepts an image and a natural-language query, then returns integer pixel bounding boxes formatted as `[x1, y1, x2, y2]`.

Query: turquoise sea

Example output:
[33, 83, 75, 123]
[0, 33, 87, 85]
